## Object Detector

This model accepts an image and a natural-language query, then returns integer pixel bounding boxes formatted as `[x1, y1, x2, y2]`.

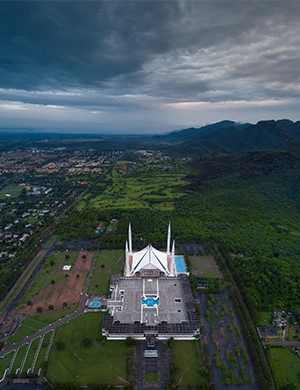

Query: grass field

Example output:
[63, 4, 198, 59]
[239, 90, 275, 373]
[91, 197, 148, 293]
[33, 331, 53, 375]
[27, 217, 38, 225]
[257, 311, 273, 326]
[173, 341, 206, 386]
[77, 168, 188, 211]
[8, 335, 23, 344]
[88, 250, 124, 295]
[189, 255, 223, 278]
[44, 235, 59, 249]
[144, 372, 159, 382]
[22, 337, 41, 375]
[11, 344, 28, 375]
[0, 250, 47, 314]
[268, 346, 300, 389]
[0, 351, 14, 378]
[31, 306, 77, 324]
[22, 272, 66, 304]
[17, 325, 37, 337]
[286, 326, 300, 342]
[43, 250, 78, 268]
[46, 313, 128, 385]
[0, 185, 22, 199]
[22, 318, 47, 329]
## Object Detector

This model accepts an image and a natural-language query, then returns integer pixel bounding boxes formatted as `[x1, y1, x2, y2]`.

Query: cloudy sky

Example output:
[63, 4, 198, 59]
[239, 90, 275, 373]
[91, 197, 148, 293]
[1, 1, 300, 134]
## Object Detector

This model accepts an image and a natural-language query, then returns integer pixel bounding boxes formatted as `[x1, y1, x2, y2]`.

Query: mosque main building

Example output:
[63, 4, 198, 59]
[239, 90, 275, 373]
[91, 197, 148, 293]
[101, 223, 200, 340]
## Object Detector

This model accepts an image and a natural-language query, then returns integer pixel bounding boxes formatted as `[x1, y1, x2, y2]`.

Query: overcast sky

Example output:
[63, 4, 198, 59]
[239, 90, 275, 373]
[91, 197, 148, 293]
[1, 1, 300, 134]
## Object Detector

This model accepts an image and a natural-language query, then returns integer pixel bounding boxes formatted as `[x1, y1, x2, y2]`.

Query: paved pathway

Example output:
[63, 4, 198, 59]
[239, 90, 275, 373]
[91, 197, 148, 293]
[137, 340, 165, 390]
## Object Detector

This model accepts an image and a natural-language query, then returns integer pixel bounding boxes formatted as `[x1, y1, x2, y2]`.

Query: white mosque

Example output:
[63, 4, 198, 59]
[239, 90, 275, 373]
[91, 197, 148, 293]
[124, 223, 178, 277]
[100, 223, 199, 340]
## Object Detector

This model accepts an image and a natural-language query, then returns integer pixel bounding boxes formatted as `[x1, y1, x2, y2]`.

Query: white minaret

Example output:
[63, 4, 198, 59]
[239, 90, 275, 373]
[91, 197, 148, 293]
[129, 222, 132, 254]
[167, 222, 171, 255]
[125, 240, 129, 276]
[171, 240, 176, 276]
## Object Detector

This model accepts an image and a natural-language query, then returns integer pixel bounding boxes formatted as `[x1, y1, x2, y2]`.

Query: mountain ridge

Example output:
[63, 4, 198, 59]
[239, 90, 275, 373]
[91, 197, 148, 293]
[159, 119, 300, 157]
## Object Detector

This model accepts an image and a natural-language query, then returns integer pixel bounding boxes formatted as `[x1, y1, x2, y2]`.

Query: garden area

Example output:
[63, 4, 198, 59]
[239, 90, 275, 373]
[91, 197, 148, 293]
[173, 340, 207, 386]
[46, 313, 128, 386]
[87, 249, 124, 296]
[267, 346, 300, 389]
[77, 167, 188, 212]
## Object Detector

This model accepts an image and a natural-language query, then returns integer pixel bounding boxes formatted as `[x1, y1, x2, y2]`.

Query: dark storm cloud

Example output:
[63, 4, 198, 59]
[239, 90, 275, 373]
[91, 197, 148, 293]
[0, 1, 183, 90]
[0, 1, 300, 132]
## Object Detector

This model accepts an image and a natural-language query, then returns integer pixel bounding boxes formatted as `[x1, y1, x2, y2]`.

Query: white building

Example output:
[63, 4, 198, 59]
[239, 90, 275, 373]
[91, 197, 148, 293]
[100, 223, 199, 340]
[124, 223, 177, 277]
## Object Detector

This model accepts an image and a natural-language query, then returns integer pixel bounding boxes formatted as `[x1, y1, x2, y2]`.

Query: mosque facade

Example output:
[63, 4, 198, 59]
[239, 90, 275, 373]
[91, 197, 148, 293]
[99, 223, 200, 340]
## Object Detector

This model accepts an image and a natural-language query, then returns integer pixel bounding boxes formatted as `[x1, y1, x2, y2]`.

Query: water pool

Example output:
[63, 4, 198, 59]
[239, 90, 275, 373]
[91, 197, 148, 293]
[142, 297, 159, 307]
[90, 300, 100, 308]
[175, 256, 186, 273]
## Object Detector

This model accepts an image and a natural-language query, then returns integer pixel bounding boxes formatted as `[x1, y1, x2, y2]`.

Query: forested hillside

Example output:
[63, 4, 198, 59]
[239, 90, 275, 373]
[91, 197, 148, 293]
[161, 119, 300, 158]
[179, 147, 300, 318]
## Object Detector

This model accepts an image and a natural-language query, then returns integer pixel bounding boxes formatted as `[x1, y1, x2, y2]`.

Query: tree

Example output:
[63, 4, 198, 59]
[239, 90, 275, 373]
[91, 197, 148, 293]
[55, 340, 65, 351]
[51, 279, 55, 285]
[83, 337, 92, 347]
[27, 300, 31, 306]
[36, 307, 42, 313]
[76, 274, 80, 279]
[63, 302, 68, 308]
[199, 366, 209, 377]
[48, 304, 54, 310]
[50, 260, 55, 266]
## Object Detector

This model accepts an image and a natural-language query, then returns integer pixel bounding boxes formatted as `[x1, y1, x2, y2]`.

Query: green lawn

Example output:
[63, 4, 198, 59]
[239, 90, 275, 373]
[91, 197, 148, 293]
[31, 306, 77, 324]
[268, 346, 300, 389]
[27, 217, 38, 225]
[88, 250, 124, 295]
[17, 325, 37, 337]
[22, 318, 47, 330]
[0, 351, 14, 378]
[33, 331, 53, 376]
[46, 313, 128, 385]
[79, 169, 188, 211]
[0, 185, 22, 199]
[89, 194, 149, 210]
[286, 326, 300, 342]
[21, 337, 41, 375]
[173, 341, 206, 386]
[44, 235, 59, 249]
[11, 344, 28, 375]
[22, 272, 66, 304]
[189, 255, 223, 278]
[257, 311, 273, 326]
[43, 252, 64, 271]
[144, 372, 159, 382]
[8, 335, 24, 344]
